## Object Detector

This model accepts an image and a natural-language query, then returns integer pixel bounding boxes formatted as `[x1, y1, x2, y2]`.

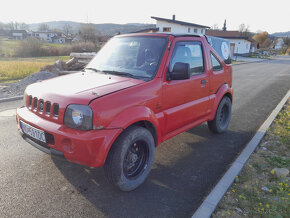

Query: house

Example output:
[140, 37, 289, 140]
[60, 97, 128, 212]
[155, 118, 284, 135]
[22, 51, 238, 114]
[274, 38, 284, 50]
[206, 29, 255, 56]
[29, 31, 66, 43]
[9, 30, 27, 40]
[151, 15, 210, 35]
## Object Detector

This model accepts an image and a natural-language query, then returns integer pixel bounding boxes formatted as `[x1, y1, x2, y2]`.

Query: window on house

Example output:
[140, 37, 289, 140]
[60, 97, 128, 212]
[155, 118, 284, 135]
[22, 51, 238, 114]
[163, 27, 171, 32]
[169, 41, 204, 75]
[194, 28, 197, 33]
[188, 28, 191, 33]
[210, 53, 223, 71]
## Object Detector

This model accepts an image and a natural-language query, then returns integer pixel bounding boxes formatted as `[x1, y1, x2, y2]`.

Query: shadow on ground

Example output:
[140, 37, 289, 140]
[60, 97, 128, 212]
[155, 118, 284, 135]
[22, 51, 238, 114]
[52, 125, 251, 218]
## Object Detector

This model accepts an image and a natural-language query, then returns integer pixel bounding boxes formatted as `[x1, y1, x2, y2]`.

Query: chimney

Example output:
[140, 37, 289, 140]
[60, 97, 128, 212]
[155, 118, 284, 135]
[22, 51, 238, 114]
[172, 14, 176, 20]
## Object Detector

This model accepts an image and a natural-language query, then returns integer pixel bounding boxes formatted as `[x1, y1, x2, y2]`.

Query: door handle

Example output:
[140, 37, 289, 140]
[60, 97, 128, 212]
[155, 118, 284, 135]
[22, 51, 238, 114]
[201, 79, 208, 84]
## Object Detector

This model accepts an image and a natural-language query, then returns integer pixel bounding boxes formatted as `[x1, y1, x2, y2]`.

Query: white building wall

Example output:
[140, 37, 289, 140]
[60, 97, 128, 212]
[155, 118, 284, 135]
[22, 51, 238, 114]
[156, 20, 206, 34]
[228, 39, 251, 55]
[33, 32, 57, 42]
[12, 33, 24, 40]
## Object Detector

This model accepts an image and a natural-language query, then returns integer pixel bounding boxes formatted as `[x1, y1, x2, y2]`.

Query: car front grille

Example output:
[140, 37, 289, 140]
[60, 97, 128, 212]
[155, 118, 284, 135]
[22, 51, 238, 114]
[28, 95, 59, 119]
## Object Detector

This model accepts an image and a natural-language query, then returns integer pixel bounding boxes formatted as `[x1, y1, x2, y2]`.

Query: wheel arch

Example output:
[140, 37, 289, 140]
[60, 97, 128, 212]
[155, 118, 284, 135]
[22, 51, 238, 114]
[101, 106, 161, 167]
[209, 83, 233, 121]
[129, 120, 158, 146]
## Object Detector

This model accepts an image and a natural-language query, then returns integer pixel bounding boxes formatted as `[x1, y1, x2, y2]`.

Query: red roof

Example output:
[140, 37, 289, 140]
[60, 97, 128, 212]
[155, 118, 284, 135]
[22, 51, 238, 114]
[206, 30, 240, 37]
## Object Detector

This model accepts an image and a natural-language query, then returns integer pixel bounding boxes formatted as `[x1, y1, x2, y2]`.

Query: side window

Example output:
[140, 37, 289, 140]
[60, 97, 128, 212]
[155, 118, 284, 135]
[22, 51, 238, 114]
[211, 53, 223, 71]
[163, 27, 171, 32]
[169, 42, 204, 75]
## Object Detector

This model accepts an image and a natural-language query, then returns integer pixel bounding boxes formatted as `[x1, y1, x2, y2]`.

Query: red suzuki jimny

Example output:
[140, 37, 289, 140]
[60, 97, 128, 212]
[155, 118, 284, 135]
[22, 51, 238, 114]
[16, 33, 233, 191]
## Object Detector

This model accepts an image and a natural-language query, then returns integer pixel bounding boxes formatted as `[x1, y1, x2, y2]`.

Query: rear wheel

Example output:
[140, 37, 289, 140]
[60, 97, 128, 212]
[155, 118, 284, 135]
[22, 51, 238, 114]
[104, 126, 155, 191]
[208, 96, 232, 133]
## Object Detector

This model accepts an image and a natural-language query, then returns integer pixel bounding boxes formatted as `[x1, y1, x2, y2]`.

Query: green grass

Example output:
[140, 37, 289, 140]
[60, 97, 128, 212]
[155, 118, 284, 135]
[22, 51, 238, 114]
[41, 42, 67, 48]
[0, 56, 70, 82]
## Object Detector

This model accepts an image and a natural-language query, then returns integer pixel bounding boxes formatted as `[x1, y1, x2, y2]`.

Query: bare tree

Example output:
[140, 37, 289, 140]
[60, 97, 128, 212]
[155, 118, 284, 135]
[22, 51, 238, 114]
[78, 23, 100, 43]
[19, 22, 29, 30]
[239, 24, 252, 37]
[6, 22, 19, 30]
[63, 24, 73, 36]
[211, 24, 219, 30]
[38, 24, 50, 32]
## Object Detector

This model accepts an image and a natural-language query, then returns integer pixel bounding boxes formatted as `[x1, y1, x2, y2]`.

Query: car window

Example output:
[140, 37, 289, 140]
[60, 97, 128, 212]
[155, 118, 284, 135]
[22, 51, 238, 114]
[169, 41, 204, 76]
[211, 53, 223, 71]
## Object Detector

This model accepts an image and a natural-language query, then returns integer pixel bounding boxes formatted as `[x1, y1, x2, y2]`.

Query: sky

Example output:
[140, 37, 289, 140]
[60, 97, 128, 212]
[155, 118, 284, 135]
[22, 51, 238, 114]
[0, 0, 289, 33]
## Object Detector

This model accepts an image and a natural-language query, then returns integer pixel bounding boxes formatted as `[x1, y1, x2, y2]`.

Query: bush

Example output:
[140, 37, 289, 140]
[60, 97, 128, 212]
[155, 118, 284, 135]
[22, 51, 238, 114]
[70, 42, 97, 52]
[15, 37, 43, 57]
[14, 39, 99, 57]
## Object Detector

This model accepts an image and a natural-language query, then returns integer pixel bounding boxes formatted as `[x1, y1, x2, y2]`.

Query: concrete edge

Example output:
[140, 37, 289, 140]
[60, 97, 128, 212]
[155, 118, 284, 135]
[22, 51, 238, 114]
[0, 96, 23, 103]
[233, 59, 270, 66]
[192, 89, 290, 218]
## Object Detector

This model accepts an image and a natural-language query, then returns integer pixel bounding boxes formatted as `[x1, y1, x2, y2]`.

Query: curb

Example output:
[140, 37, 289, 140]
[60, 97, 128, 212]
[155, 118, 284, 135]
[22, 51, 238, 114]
[233, 59, 270, 66]
[192, 89, 290, 218]
[0, 96, 23, 103]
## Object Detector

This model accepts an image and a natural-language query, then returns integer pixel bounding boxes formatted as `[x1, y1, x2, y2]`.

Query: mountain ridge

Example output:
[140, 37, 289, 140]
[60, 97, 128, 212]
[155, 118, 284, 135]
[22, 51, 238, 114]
[271, 31, 290, 37]
[28, 21, 156, 35]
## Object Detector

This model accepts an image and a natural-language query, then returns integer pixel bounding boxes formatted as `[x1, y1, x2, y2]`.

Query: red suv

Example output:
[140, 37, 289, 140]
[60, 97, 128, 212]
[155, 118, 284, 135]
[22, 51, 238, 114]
[16, 33, 233, 191]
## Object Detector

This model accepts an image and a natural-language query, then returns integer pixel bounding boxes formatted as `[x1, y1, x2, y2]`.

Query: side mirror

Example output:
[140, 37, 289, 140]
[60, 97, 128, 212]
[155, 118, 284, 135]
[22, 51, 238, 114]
[169, 62, 190, 80]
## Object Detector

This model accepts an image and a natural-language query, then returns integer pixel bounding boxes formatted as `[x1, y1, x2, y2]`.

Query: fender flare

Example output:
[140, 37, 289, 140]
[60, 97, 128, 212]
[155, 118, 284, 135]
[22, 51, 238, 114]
[100, 106, 162, 163]
[209, 83, 233, 121]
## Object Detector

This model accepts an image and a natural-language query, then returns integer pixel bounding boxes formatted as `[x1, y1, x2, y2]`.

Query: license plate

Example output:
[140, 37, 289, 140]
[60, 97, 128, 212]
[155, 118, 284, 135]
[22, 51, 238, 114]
[20, 121, 46, 143]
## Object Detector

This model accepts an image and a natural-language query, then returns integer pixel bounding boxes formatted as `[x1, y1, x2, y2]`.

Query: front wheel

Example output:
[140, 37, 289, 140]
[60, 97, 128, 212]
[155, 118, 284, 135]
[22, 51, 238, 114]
[208, 96, 232, 133]
[104, 126, 155, 191]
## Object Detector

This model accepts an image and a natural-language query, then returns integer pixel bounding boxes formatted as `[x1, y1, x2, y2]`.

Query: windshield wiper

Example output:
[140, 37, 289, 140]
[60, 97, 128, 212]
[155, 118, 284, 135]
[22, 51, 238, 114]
[102, 70, 135, 78]
[84, 68, 103, 73]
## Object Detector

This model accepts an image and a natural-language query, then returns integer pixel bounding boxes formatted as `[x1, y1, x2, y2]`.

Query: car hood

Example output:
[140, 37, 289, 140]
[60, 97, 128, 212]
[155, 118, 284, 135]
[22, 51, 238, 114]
[25, 71, 145, 106]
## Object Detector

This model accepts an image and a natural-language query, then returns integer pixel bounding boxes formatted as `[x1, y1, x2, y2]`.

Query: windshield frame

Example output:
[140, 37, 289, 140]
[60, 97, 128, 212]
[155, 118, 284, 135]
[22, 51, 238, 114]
[86, 35, 169, 81]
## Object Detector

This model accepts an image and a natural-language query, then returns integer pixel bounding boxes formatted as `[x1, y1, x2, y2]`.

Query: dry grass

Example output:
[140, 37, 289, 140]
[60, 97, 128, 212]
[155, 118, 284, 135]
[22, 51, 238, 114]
[0, 56, 70, 82]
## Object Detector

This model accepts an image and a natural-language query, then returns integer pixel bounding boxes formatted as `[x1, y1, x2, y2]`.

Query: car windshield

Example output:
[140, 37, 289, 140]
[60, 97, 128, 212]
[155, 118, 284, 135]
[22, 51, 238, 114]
[86, 36, 167, 81]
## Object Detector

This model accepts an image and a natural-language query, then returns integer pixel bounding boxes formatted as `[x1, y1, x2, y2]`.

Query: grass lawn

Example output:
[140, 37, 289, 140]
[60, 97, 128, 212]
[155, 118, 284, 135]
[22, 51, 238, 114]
[0, 38, 21, 57]
[0, 56, 70, 83]
[213, 99, 290, 217]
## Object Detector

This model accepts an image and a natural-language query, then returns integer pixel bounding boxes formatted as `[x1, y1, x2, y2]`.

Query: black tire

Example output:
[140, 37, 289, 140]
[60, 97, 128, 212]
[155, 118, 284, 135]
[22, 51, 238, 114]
[104, 126, 155, 191]
[208, 96, 232, 134]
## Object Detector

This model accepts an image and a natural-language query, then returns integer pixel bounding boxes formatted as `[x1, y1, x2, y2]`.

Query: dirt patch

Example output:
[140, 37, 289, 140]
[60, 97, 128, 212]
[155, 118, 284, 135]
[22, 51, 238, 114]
[0, 71, 58, 99]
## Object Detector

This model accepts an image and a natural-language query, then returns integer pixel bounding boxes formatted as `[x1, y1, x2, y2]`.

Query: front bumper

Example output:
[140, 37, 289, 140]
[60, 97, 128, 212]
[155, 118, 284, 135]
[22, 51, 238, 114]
[16, 106, 121, 167]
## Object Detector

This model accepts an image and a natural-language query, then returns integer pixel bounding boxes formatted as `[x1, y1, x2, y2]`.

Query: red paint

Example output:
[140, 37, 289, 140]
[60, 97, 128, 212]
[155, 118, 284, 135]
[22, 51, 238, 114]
[16, 34, 233, 167]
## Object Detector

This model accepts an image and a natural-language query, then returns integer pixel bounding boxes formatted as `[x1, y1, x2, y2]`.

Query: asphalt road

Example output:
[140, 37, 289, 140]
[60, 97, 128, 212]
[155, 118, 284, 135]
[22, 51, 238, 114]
[0, 56, 289, 218]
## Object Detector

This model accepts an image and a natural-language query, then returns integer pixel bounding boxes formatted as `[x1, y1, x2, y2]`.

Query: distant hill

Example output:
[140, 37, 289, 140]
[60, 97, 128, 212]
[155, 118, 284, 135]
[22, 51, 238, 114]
[28, 21, 155, 35]
[271, 31, 290, 38]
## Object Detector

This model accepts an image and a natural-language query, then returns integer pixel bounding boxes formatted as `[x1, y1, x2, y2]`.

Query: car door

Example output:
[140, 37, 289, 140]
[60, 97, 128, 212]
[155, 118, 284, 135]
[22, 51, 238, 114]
[162, 38, 210, 134]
